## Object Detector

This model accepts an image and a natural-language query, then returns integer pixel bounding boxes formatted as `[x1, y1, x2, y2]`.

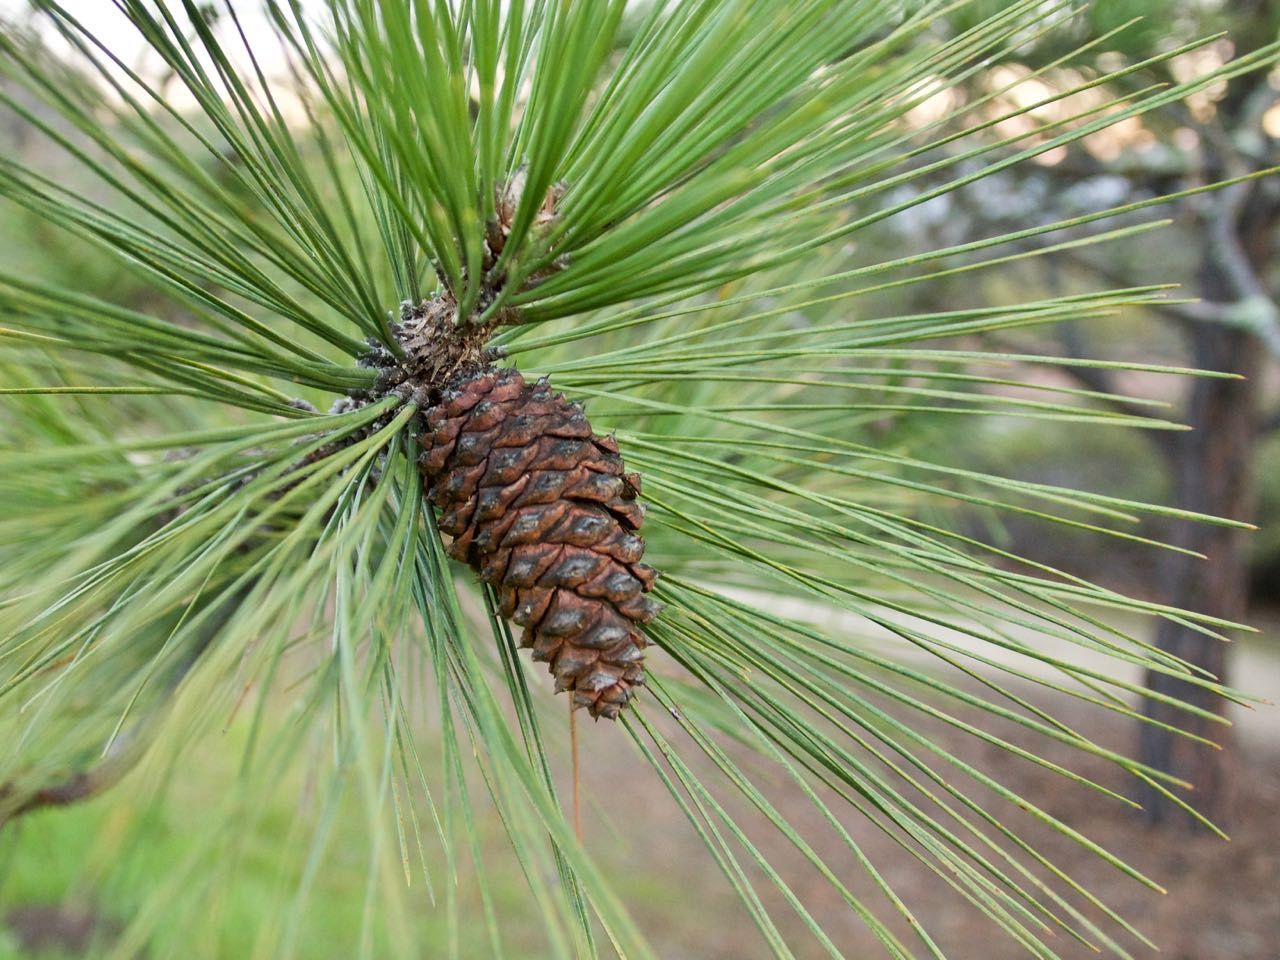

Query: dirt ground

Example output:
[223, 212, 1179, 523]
[3, 655, 1276, 959]
[590, 680, 1280, 960]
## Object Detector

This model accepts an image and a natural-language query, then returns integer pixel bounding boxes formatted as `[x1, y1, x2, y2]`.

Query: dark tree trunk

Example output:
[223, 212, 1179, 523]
[1137, 195, 1272, 827]
[1137, 326, 1259, 827]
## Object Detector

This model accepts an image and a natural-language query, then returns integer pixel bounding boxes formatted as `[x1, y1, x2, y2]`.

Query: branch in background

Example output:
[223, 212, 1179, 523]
[1054, 245, 1280, 357]
[0, 581, 256, 826]
[1165, 296, 1280, 356]
[1059, 88, 1280, 355]
[1195, 179, 1280, 357]
[0, 741, 136, 823]
[1052, 248, 1202, 326]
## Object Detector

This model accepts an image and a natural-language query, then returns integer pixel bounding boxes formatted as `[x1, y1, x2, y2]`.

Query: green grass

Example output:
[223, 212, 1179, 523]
[0, 719, 525, 959]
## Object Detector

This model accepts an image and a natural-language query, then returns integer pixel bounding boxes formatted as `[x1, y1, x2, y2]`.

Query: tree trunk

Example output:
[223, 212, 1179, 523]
[1137, 198, 1272, 828]
[1137, 326, 1259, 827]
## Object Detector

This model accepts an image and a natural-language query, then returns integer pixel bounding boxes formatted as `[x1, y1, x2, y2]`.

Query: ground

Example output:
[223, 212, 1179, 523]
[604, 678, 1280, 960]
[2, 628, 1277, 959]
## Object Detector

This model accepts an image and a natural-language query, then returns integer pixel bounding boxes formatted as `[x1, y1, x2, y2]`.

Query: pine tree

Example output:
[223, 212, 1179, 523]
[0, 3, 1272, 958]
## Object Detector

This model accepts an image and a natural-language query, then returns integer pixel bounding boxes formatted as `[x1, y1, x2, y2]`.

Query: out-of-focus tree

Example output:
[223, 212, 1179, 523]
[893, 0, 1280, 827]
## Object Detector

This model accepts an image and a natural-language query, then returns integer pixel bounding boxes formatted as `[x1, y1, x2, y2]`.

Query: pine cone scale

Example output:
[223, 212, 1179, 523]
[419, 367, 658, 719]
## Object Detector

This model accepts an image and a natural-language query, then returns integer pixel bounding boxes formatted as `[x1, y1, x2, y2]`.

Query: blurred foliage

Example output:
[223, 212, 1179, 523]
[856, 0, 1280, 608]
[938, 0, 1280, 64]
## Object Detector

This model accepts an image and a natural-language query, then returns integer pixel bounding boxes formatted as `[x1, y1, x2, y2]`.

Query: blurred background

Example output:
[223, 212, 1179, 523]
[0, 2, 1277, 958]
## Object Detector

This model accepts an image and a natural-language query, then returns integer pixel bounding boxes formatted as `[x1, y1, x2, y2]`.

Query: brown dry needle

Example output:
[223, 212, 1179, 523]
[570, 695, 583, 843]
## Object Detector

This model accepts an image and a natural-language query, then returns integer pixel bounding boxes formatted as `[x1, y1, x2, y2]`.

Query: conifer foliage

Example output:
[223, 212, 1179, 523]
[0, 2, 1272, 958]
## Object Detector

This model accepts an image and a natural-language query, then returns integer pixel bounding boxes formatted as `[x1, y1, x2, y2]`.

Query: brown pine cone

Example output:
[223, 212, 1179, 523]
[418, 368, 659, 719]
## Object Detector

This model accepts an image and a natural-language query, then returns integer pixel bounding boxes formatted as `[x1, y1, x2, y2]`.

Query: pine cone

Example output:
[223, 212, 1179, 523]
[419, 368, 659, 719]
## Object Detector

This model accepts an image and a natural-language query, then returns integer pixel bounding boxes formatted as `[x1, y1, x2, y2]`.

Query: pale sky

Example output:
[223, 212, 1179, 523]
[0, 1, 314, 77]
[2, 2, 203, 58]
[0, 1, 328, 106]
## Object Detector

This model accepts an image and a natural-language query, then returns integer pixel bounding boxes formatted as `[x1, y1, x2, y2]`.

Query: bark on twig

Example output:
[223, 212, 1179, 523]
[0, 582, 256, 826]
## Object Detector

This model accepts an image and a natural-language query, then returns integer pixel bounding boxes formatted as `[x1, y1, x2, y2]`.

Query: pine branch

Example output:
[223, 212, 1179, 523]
[1, 5, 1274, 957]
